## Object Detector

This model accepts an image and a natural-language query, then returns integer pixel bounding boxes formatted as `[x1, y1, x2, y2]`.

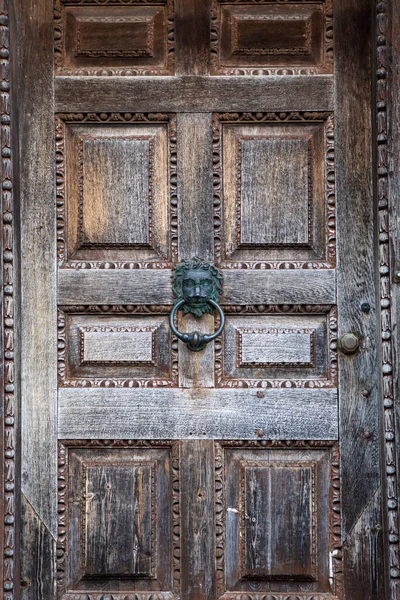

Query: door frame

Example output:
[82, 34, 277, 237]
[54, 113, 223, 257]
[1, 0, 400, 598]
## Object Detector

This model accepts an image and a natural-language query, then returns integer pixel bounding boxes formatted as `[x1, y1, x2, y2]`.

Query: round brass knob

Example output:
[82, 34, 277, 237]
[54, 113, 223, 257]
[339, 333, 360, 355]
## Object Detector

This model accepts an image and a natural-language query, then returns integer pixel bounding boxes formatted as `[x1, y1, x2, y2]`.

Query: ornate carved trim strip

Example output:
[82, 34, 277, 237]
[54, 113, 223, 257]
[212, 111, 336, 270]
[376, 0, 400, 595]
[56, 112, 178, 269]
[1, 0, 15, 597]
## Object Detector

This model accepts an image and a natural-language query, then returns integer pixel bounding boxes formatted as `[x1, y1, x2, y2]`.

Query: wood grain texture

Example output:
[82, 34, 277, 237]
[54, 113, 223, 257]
[239, 330, 313, 367]
[239, 137, 310, 246]
[177, 113, 214, 388]
[342, 488, 385, 599]
[80, 136, 151, 246]
[55, 75, 334, 113]
[84, 463, 154, 576]
[62, 119, 171, 265]
[177, 113, 213, 261]
[58, 268, 336, 305]
[221, 313, 331, 385]
[54, 0, 174, 76]
[58, 387, 338, 440]
[16, 0, 58, 545]
[242, 463, 314, 580]
[59, 442, 176, 596]
[220, 119, 328, 265]
[335, 0, 385, 596]
[180, 441, 215, 600]
[20, 495, 56, 600]
[61, 313, 175, 385]
[178, 313, 215, 388]
[220, 443, 333, 595]
[81, 328, 155, 364]
[175, 0, 210, 75]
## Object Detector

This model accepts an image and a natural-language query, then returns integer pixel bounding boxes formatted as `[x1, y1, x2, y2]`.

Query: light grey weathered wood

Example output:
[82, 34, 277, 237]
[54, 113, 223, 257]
[240, 137, 309, 245]
[81, 329, 154, 364]
[58, 268, 336, 305]
[17, 0, 58, 543]
[58, 387, 338, 440]
[240, 330, 313, 366]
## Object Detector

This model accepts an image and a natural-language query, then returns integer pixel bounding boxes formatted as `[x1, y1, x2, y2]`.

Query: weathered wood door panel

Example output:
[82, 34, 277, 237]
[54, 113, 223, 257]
[10, 0, 388, 599]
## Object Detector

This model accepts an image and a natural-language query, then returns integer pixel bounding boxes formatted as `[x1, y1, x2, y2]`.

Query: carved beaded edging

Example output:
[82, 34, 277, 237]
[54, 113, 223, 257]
[215, 441, 341, 600]
[56, 112, 178, 269]
[210, 0, 333, 77]
[0, 1, 15, 597]
[58, 308, 179, 387]
[54, 0, 175, 77]
[215, 305, 337, 388]
[212, 111, 336, 270]
[376, 0, 400, 594]
[57, 440, 181, 600]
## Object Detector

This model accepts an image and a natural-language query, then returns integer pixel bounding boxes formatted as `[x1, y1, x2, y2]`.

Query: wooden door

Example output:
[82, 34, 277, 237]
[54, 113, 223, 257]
[10, 0, 387, 599]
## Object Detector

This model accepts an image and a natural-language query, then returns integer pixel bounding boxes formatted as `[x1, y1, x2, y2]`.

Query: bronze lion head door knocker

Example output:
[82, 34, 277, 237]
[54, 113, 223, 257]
[169, 258, 225, 352]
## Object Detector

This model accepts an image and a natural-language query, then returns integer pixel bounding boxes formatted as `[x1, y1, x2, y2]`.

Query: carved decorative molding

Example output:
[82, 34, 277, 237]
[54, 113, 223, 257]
[210, 0, 333, 76]
[56, 112, 178, 269]
[231, 14, 313, 57]
[58, 308, 179, 387]
[236, 326, 316, 368]
[212, 111, 336, 269]
[0, 1, 15, 598]
[78, 324, 158, 366]
[54, 0, 174, 76]
[57, 440, 181, 599]
[215, 440, 341, 600]
[215, 305, 337, 388]
[376, 0, 400, 595]
[74, 16, 155, 58]
[60, 304, 173, 314]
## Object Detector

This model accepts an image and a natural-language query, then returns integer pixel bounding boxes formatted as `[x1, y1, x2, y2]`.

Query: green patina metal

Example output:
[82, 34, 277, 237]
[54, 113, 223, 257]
[172, 257, 223, 318]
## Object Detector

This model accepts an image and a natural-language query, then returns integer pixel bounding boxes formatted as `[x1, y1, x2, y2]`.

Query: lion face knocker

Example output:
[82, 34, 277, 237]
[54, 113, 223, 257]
[169, 258, 225, 352]
[172, 258, 223, 318]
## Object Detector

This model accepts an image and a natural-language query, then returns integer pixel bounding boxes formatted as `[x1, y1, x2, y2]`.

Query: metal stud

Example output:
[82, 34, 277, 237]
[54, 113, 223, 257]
[339, 333, 360, 355]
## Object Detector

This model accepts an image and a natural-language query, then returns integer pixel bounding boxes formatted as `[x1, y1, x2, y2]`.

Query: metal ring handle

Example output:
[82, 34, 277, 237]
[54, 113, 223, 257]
[169, 298, 225, 352]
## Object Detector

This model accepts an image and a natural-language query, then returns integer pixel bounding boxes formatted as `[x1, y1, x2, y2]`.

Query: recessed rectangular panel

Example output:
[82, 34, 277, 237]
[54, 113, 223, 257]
[59, 442, 178, 596]
[54, 3, 174, 75]
[217, 114, 335, 267]
[84, 462, 154, 576]
[238, 329, 314, 367]
[219, 443, 335, 595]
[219, 312, 336, 387]
[57, 114, 175, 266]
[81, 136, 151, 247]
[240, 137, 310, 246]
[74, 16, 153, 57]
[232, 14, 314, 55]
[211, 1, 333, 75]
[59, 312, 175, 386]
[80, 326, 156, 365]
[242, 463, 315, 580]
